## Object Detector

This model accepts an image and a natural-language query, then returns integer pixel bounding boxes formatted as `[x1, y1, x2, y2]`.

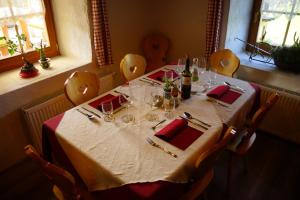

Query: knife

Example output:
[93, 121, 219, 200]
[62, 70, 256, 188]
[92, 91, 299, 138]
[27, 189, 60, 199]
[81, 107, 101, 118]
[179, 116, 208, 130]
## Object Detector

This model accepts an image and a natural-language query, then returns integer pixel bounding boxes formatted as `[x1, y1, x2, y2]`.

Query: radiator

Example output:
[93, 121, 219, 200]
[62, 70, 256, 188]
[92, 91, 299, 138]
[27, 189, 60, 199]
[22, 73, 116, 151]
[258, 85, 300, 144]
[22, 94, 73, 151]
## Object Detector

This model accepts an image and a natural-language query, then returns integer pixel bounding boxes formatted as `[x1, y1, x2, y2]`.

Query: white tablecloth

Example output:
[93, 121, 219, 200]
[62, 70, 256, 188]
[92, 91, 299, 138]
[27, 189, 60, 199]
[54, 66, 256, 191]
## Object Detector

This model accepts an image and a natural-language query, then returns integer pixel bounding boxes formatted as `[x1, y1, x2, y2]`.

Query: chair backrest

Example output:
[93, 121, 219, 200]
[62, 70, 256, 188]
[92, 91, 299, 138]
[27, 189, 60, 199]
[24, 145, 80, 200]
[120, 54, 146, 81]
[247, 92, 279, 138]
[64, 71, 100, 106]
[183, 127, 236, 199]
[142, 34, 169, 72]
[209, 49, 240, 77]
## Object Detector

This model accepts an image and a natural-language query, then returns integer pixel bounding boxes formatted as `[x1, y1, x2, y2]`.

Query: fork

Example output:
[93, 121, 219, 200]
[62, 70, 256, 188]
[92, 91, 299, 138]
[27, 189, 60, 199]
[146, 137, 177, 158]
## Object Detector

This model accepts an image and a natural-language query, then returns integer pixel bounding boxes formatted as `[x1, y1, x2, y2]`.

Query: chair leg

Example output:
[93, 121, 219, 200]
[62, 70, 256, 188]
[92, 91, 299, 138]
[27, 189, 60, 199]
[226, 153, 234, 199]
[242, 156, 248, 174]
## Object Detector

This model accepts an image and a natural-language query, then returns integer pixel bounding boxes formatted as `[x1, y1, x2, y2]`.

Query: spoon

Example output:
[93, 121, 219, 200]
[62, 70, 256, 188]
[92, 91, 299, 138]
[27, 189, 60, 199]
[183, 112, 211, 127]
[76, 109, 95, 120]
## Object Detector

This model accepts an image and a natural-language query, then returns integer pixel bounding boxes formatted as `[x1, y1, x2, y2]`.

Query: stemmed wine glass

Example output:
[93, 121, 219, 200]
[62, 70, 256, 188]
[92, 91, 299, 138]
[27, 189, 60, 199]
[176, 57, 185, 75]
[101, 101, 114, 122]
[119, 94, 134, 123]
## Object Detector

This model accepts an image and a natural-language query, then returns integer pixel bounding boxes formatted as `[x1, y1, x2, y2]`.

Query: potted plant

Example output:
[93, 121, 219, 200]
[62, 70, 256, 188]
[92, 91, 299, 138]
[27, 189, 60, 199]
[0, 32, 38, 78]
[271, 32, 300, 73]
[36, 40, 50, 69]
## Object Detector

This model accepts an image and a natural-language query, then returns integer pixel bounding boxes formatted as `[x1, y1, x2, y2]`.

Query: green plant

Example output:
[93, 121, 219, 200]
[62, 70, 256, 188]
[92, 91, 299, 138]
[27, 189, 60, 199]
[163, 78, 173, 91]
[0, 33, 37, 73]
[0, 34, 27, 55]
[35, 39, 47, 61]
[271, 32, 300, 73]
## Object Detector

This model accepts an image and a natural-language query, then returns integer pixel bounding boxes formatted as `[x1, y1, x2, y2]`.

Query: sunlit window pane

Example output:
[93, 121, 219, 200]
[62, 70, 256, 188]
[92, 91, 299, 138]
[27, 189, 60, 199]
[0, 0, 48, 60]
[257, 14, 288, 46]
[262, 0, 294, 12]
[11, 0, 44, 16]
[285, 15, 300, 46]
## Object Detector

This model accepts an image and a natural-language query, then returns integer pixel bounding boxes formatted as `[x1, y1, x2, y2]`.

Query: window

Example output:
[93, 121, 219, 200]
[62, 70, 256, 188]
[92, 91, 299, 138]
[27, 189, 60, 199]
[0, 0, 58, 72]
[248, 0, 300, 50]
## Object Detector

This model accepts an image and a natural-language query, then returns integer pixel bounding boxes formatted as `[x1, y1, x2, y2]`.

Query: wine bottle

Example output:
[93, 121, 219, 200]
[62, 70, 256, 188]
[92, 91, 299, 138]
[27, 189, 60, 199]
[181, 56, 192, 99]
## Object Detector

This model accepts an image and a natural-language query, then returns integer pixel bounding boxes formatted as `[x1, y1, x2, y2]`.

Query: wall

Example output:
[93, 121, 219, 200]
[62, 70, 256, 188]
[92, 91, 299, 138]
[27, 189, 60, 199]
[225, 0, 254, 54]
[107, 0, 208, 66]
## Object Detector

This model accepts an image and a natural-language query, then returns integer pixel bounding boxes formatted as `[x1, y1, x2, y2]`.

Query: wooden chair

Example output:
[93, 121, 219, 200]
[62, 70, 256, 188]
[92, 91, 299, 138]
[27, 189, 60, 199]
[181, 126, 237, 200]
[64, 71, 99, 106]
[209, 49, 240, 77]
[142, 34, 169, 72]
[226, 92, 279, 195]
[120, 54, 146, 81]
[24, 145, 94, 200]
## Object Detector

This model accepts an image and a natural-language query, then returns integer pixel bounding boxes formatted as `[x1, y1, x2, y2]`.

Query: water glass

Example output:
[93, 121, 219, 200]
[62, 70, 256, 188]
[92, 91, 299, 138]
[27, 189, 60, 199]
[144, 86, 160, 121]
[198, 56, 207, 77]
[164, 70, 174, 82]
[101, 101, 114, 122]
[164, 97, 176, 119]
[119, 94, 134, 123]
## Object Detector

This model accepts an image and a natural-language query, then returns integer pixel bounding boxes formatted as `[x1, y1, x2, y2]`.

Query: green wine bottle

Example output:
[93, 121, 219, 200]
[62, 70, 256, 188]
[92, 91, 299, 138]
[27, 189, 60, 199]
[181, 56, 192, 99]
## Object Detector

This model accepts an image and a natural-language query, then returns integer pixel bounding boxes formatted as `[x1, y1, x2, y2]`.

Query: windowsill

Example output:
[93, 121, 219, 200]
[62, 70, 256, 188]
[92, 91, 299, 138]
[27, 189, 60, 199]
[0, 56, 92, 96]
[237, 52, 300, 95]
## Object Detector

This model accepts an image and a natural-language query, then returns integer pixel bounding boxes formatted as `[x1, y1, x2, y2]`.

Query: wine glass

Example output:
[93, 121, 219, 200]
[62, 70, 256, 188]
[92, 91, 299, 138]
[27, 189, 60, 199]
[119, 94, 134, 123]
[101, 101, 114, 122]
[176, 57, 185, 74]
[164, 97, 176, 119]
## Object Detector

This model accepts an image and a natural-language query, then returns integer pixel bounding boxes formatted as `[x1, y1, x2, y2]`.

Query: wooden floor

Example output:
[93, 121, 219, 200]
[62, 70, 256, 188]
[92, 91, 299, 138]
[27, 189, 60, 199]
[207, 132, 300, 200]
[1, 132, 300, 200]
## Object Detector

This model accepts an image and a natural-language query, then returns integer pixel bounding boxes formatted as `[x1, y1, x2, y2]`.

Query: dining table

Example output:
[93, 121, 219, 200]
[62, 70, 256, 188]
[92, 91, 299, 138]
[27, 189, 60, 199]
[42, 65, 258, 199]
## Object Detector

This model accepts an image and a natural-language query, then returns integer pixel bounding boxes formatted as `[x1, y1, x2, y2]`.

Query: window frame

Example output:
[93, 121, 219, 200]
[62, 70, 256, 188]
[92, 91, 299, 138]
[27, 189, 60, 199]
[0, 0, 59, 73]
[247, 0, 300, 53]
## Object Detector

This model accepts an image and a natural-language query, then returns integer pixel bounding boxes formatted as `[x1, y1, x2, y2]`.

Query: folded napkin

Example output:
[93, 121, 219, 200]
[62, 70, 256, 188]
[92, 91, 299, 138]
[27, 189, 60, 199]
[147, 70, 179, 82]
[88, 94, 125, 112]
[207, 85, 242, 104]
[155, 119, 203, 150]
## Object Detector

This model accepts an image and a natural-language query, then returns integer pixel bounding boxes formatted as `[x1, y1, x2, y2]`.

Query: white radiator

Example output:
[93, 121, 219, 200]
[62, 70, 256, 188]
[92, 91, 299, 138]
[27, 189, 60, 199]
[22, 73, 116, 151]
[22, 94, 73, 151]
[258, 85, 300, 143]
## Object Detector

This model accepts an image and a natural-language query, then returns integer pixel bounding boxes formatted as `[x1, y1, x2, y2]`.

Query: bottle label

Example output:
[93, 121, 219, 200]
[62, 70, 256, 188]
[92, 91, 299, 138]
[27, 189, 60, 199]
[182, 76, 191, 85]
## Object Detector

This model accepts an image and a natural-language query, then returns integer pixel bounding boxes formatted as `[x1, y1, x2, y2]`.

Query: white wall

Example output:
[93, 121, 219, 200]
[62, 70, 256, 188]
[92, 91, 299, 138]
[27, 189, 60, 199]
[225, 0, 254, 54]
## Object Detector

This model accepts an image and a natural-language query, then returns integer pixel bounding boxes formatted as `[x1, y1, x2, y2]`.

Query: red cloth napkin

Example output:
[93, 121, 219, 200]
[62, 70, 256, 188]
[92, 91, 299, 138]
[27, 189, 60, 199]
[147, 70, 179, 82]
[207, 85, 242, 104]
[155, 119, 203, 150]
[88, 94, 124, 112]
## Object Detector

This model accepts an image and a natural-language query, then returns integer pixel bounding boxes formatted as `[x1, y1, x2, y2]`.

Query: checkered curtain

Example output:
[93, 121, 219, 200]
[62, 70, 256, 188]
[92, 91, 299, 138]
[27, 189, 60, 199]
[91, 0, 113, 67]
[205, 0, 224, 60]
